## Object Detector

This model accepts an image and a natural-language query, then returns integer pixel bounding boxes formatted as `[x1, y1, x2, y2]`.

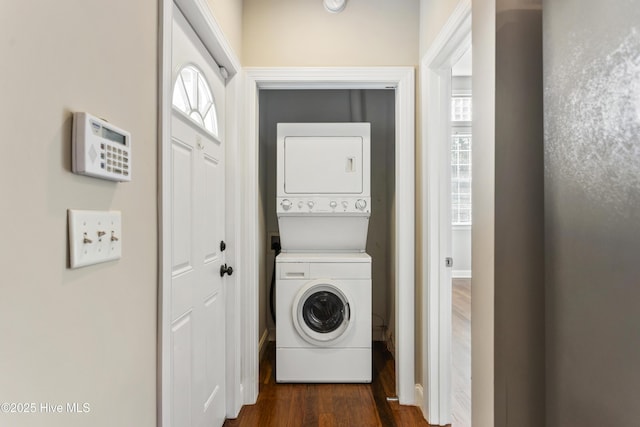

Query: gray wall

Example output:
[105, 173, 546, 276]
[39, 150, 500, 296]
[494, 3, 545, 426]
[452, 227, 472, 277]
[471, 0, 497, 423]
[544, 1, 640, 425]
[258, 90, 395, 343]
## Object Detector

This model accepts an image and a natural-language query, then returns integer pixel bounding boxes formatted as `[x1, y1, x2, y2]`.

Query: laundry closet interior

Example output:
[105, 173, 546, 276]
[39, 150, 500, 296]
[256, 89, 397, 378]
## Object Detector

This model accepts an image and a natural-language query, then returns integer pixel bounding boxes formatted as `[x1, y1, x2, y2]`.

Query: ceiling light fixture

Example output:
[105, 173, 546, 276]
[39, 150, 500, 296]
[323, 0, 347, 13]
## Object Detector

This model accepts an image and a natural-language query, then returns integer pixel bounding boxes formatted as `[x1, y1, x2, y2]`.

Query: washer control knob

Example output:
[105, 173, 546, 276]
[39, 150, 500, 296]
[307, 201, 315, 209]
[342, 201, 349, 209]
[329, 201, 338, 209]
[355, 199, 367, 211]
[281, 199, 292, 210]
[297, 201, 304, 209]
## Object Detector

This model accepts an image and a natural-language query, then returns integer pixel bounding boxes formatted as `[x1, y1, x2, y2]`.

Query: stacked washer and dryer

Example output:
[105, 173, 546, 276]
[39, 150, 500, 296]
[275, 123, 373, 383]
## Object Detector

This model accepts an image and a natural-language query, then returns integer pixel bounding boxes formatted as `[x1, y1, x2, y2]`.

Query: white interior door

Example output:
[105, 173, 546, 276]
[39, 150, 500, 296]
[170, 5, 227, 427]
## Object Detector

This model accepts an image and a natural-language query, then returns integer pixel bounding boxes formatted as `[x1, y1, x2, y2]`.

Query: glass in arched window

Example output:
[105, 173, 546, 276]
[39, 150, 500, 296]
[172, 65, 219, 136]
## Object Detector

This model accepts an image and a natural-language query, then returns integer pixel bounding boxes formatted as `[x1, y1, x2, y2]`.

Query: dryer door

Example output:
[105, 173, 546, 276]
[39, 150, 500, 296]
[283, 136, 363, 194]
[292, 280, 353, 346]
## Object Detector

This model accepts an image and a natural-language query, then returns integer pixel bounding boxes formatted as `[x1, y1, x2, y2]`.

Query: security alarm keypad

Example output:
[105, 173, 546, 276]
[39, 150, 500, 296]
[72, 112, 131, 182]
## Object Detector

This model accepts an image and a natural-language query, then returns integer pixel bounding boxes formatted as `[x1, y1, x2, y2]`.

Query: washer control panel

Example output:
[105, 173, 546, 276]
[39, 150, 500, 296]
[277, 197, 370, 214]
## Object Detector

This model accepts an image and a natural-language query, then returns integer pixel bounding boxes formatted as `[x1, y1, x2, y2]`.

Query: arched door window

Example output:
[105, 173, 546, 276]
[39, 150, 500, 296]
[172, 65, 219, 136]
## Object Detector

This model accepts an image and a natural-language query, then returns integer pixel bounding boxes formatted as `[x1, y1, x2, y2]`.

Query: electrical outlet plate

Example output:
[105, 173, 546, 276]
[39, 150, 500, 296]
[68, 209, 122, 269]
[270, 233, 281, 250]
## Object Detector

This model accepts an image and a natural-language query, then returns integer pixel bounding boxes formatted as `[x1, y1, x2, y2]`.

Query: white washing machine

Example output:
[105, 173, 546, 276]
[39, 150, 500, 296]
[276, 252, 372, 383]
[275, 123, 373, 383]
[276, 122, 371, 252]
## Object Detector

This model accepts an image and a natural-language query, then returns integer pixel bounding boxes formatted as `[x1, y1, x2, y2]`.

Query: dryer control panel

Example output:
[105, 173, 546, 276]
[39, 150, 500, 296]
[277, 197, 371, 215]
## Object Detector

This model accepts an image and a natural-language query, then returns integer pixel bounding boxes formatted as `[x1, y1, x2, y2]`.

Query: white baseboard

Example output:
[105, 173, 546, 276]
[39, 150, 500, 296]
[415, 384, 425, 410]
[258, 329, 269, 361]
[372, 326, 387, 342]
[453, 270, 472, 279]
[385, 330, 396, 359]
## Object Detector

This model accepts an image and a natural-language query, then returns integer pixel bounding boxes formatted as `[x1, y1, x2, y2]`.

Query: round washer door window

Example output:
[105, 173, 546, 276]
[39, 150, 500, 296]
[292, 280, 353, 346]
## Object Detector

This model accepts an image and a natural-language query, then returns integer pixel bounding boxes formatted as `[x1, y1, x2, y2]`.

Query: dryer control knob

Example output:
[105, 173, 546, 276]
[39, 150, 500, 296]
[281, 199, 292, 210]
[307, 201, 315, 209]
[329, 201, 338, 209]
[298, 201, 304, 209]
[355, 199, 367, 210]
[342, 201, 349, 209]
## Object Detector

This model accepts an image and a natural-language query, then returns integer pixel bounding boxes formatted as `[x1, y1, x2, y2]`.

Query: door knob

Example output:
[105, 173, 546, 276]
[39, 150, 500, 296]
[220, 264, 233, 277]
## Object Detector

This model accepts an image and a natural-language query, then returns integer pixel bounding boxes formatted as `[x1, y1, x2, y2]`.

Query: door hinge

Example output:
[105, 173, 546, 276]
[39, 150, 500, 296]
[219, 66, 229, 81]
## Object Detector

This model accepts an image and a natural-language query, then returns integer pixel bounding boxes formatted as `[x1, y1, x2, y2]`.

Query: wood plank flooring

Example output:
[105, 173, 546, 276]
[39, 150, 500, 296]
[224, 342, 436, 427]
[225, 280, 471, 426]
[451, 278, 471, 427]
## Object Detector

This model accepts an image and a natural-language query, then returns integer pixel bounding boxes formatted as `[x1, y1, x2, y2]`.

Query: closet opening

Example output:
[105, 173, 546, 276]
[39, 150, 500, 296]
[257, 88, 396, 381]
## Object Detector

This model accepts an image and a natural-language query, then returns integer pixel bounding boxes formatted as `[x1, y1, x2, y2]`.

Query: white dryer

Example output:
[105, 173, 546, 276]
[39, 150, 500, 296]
[276, 122, 371, 252]
[276, 253, 372, 383]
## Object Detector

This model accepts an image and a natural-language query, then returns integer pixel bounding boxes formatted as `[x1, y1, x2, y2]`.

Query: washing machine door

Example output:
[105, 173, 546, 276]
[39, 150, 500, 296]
[292, 279, 353, 346]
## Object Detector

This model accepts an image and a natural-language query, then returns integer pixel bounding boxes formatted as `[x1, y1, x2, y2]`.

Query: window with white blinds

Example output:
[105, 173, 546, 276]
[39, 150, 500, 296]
[451, 96, 472, 225]
[452, 96, 472, 122]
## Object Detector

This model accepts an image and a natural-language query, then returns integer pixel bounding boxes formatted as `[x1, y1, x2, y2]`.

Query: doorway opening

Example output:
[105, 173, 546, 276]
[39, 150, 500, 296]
[420, 0, 471, 424]
[158, 0, 243, 424]
[450, 47, 472, 427]
[243, 67, 415, 405]
[257, 89, 396, 357]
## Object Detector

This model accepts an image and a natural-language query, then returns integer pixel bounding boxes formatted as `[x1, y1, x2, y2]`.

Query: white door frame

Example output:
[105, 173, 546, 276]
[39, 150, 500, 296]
[158, 0, 243, 424]
[420, 0, 471, 424]
[242, 67, 416, 405]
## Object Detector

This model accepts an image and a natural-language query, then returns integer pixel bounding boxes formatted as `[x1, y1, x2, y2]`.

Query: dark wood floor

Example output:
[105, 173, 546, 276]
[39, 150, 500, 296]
[224, 341, 436, 427]
[224, 281, 471, 427]
[451, 278, 471, 427]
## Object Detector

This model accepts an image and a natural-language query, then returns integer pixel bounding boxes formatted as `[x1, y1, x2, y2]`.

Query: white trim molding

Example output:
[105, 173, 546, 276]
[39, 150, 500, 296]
[173, 0, 241, 77]
[258, 328, 270, 361]
[223, 69, 244, 419]
[243, 67, 416, 405]
[420, 0, 471, 425]
[453, 270, 472, 279]
[415, 384, 425, 411]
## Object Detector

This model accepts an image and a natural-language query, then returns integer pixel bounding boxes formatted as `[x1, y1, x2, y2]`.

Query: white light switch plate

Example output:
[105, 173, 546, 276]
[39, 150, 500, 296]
[68, 209, 122, 269]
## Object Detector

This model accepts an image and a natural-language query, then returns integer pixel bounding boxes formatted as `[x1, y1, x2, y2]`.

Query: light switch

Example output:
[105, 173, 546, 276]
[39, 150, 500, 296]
[68, 209, 122, 269]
